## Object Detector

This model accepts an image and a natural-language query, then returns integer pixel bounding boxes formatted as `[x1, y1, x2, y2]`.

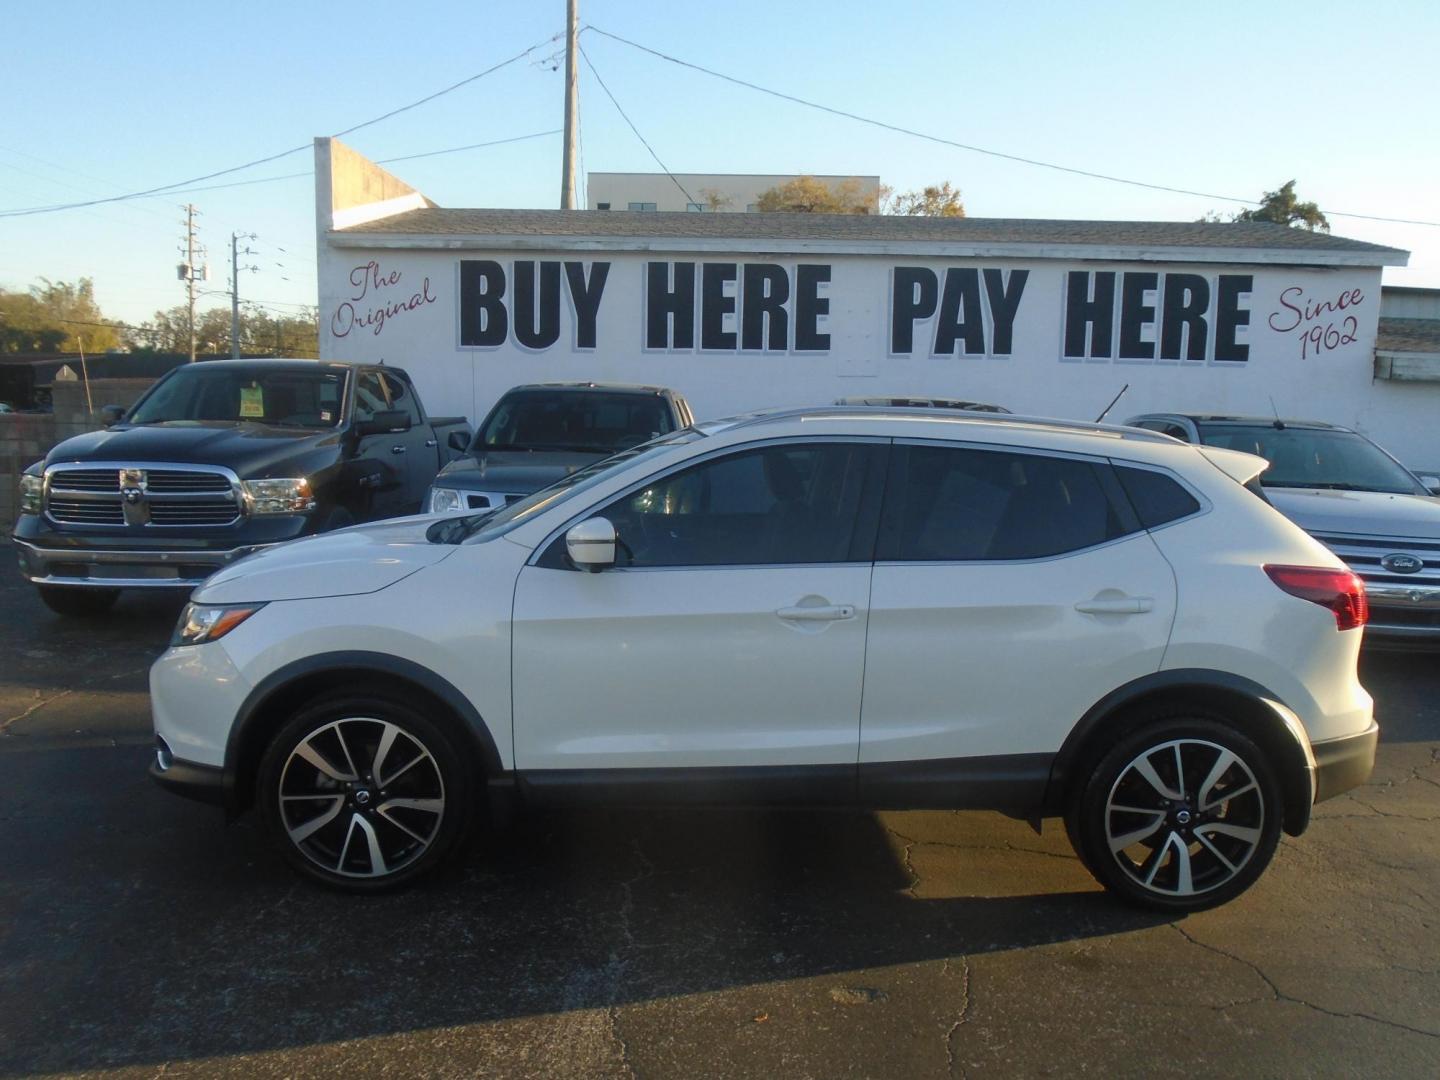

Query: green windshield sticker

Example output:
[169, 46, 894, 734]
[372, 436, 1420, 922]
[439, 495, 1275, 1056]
[239, 385, 265, 418]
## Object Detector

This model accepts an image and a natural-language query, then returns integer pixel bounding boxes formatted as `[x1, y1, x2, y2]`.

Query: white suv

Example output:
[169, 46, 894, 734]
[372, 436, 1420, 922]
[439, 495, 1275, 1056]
[150, 407, 1377, 911]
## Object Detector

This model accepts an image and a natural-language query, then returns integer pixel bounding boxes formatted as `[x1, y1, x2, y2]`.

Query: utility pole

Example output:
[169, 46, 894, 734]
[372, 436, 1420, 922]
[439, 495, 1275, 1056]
[560, 0, 579, 209]
[229, 231, 258, 358]
[177, 205, 206, 362]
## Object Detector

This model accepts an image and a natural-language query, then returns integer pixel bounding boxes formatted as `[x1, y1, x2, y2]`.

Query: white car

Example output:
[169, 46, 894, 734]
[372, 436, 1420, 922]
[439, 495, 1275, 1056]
[150, 407, 1377, 911]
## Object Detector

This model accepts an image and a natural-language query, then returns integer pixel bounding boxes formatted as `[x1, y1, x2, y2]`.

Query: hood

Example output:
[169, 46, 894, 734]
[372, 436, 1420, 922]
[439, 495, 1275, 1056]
[47, 422, 340, 479]
[1265, 488, 1440, 540]
[434, 448, 603, 495]
[195, 515, 456, 604]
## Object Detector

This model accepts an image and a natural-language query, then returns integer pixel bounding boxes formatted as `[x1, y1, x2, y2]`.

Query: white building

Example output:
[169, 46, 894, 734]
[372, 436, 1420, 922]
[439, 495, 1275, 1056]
[314, 139, 1440, 469]
[587, 172, 881, 213]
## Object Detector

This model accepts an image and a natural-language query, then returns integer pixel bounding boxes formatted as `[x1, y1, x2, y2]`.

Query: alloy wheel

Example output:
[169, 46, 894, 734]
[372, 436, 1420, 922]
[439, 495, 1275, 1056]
[278, 717, 446, 879]
[1104, 738, 1265, 899]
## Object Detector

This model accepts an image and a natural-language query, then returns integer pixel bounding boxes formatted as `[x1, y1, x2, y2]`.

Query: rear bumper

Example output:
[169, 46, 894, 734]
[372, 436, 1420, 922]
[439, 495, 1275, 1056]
[13, 537, 279, 589]
[1363, 583, 1440, 641]
[1312, 721, 1379, 803]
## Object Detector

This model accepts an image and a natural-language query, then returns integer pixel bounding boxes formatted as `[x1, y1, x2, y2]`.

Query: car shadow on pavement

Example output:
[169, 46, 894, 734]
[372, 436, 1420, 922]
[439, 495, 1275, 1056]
[0, 742, 1172, 1076]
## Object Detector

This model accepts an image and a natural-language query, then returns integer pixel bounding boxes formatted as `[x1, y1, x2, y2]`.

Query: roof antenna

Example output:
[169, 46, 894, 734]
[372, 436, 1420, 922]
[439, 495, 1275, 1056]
[1268, 395, 1285, 430]
[1095, 384, 1129, 424]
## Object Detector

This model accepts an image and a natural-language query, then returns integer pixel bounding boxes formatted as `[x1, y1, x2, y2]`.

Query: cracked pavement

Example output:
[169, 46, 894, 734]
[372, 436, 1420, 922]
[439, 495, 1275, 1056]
[1, 539, 1437, 1078]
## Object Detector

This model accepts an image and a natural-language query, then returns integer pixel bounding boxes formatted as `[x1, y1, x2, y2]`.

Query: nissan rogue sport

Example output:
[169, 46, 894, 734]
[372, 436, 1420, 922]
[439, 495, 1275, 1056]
[149, 407, 1376, 911]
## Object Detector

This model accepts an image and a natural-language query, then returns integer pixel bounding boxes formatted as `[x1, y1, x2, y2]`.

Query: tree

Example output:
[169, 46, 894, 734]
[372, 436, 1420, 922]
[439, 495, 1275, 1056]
[126, 304, 319, 357]
[0, 277, 122, 353]
[698, 187, 734, 212]
[1202, 180, 1329, 232]
[886, 182, 965, 217]
[754, 175, 878, 214]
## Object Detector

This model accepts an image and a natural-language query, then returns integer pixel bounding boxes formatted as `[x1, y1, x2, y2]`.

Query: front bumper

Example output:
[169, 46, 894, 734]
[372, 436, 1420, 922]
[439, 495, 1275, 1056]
[1363, 582, 1440, 640]
[13, 536, 279, 589]
[1312, 721, 1379, 803]
[149, 752, 227, 806]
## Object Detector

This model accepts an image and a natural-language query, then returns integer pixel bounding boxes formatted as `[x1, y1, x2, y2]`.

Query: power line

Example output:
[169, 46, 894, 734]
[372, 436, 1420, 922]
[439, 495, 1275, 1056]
[0, 34, 561, 219]
[120, 129, 564, 200]
[578, 42, 694, 206]
[583, 25, 1440, 229]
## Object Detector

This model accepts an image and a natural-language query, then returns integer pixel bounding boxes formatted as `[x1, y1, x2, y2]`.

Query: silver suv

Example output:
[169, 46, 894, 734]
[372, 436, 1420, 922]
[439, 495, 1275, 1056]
[1127, 414, 1440, 641]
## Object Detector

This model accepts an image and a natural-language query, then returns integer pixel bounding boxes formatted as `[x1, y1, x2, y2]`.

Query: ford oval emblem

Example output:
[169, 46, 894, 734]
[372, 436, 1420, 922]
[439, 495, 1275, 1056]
[1380, 553, 1424, 575]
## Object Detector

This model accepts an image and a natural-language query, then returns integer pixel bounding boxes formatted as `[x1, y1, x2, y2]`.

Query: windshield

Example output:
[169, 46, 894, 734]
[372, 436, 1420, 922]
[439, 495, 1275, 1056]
[477, 390, 676, 453]
[1198, 424, 1425, 495]
[427, 427, 708, 544]
[128, 366, 347, 428]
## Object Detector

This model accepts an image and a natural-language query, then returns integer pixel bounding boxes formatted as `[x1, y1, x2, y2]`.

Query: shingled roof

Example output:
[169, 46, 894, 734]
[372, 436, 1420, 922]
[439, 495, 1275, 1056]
[332, 208, 1406, 266]
[1377, 317, 1440, 355]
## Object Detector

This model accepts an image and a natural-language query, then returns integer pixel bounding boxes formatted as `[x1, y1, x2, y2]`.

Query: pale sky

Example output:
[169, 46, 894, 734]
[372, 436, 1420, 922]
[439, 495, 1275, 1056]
[3, 0, 1437, 329]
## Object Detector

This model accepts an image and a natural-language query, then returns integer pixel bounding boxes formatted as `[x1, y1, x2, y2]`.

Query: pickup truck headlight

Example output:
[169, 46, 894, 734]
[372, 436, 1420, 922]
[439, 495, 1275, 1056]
[172, 602, 266, 646]
[429, 486, 466, 514]
[19, 472, 43, 514]
[241, 477, 315, 515]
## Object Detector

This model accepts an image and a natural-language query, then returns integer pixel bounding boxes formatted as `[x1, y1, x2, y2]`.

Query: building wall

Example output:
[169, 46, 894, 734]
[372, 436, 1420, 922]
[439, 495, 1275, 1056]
[317, 244, 1440, 469]
[587, 173, 881, 213]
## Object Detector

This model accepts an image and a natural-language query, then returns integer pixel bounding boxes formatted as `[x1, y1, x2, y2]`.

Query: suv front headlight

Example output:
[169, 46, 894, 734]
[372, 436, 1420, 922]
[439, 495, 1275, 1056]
[241, 477, 315, 514]
[429, 486, 466, 514]
[19, 471, 43, 514]
[172, 602, 266, 646]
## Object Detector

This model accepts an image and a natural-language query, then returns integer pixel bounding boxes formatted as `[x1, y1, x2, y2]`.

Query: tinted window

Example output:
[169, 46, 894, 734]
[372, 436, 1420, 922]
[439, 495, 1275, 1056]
[880, 446, 1127, 561]
[353, 372, 388, 422]
[480, 390, 675, 453]
[1197, 424, 1425, 495]
[1115, 466, 1201, 527]
[382, 373, 421, 425]
[594, 443, 876, 567]
[128, 366, 345, 428]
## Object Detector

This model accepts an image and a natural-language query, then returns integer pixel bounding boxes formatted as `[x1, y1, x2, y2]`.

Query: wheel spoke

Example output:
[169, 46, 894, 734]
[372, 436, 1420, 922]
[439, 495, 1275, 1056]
[1140, 835, 1172, 886]
[1195, 831, 1240, 874]
[372, 722, 400, 786]
[286, 796, 344, 843]
[294, 740, 355, 783]
[1197, 749, 1238, 810]
[1196, 822, 1261, 846]
[1170, 835, 1195, 894]
[333, 722, 362, 780]
[336, 813, 361, 870]
[1108, 811, 1166, 853]
[1132, 753, 1184, 801]
[377, 807, 432, 844]
[378, 797, 443, 815]
[351, 814, 388, 876]
[1202, 780, 1257, 811]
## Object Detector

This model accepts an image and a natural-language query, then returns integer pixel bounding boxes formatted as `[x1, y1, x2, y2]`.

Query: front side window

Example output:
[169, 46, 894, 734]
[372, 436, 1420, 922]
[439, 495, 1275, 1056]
[591, 442, 878, 568]
[353, 372, 389, 423]
[381, 373, 422, 425]
[878, 445, 1129, 561]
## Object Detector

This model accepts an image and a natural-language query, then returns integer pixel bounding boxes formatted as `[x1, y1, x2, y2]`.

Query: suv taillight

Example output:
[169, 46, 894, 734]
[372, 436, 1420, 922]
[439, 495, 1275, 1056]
[1264, 565, 1369, 631]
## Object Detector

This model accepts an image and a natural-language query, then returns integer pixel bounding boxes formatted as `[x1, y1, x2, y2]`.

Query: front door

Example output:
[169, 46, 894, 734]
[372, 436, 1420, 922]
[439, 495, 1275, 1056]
[859, 442, 1177, 773]
[512, 440, 886, 791]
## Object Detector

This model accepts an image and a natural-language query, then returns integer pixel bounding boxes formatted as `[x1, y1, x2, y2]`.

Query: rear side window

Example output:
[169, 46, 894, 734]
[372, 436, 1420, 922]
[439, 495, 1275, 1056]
[878, 445, 1129, 561]
[1115, 466, 1201, 528]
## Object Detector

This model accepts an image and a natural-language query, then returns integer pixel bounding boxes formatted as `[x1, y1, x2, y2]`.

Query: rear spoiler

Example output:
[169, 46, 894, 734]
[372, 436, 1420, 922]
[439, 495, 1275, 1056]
[1199, 445, 1269, 486]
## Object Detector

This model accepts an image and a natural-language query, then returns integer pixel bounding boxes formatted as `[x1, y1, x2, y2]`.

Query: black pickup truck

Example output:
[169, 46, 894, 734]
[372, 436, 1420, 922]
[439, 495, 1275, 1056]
[12, 358, 469, 615]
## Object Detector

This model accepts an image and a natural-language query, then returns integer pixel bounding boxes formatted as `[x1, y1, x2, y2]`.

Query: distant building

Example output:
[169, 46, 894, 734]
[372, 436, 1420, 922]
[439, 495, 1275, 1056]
[1375, 285, 1440, 388]
[587, 172, 881, 213]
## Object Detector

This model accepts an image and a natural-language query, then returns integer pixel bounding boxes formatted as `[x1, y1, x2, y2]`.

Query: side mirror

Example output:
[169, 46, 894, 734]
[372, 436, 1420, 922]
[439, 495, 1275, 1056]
[448, 430, 471, 452]
[1418, 474, 1440, 496]
[355, 410, 411, 437]
[99, 404, 125, 427]
[566, 517, 616, 572]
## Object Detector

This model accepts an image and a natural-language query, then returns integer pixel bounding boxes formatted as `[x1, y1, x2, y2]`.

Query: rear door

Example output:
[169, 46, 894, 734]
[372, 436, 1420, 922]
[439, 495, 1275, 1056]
[858, 441, 1178, 776]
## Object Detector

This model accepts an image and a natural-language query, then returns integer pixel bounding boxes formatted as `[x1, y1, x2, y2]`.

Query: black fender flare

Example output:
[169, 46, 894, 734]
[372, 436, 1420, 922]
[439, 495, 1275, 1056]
[223, 650, 504, 813]
[1042, 668, 1317, 835]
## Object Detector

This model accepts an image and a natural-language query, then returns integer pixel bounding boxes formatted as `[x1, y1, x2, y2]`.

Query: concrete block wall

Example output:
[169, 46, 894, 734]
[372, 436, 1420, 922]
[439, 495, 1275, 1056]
[1, 378, 155, 529]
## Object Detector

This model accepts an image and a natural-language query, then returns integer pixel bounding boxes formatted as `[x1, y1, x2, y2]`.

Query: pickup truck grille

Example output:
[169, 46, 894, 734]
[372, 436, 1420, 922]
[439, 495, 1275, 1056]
[45, 465, 241, 528]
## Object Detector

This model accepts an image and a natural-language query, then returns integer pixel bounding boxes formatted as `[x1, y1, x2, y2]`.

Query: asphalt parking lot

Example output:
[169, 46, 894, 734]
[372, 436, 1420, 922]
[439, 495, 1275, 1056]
[1, 540, 1437, 1079]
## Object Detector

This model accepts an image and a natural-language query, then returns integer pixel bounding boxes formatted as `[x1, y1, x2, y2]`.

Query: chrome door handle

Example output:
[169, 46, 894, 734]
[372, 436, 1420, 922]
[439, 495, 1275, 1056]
[776, 604, 855, 621]
[425, 439, 438, 448]
[391, 445, 407, 454]
[1075, 596, 1154, 615]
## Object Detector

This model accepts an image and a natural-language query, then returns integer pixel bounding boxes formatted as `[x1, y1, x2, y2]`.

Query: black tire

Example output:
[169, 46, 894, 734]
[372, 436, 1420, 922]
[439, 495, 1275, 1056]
[1067, 715, 1282, 913]
[38, 585, 120, 617]
[257, 689, 475, 892]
